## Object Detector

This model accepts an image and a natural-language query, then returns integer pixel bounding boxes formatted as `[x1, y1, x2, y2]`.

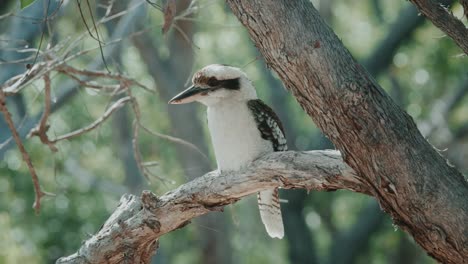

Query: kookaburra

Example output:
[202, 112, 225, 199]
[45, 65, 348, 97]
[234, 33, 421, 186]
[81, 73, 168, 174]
[169, 64, 286, 239]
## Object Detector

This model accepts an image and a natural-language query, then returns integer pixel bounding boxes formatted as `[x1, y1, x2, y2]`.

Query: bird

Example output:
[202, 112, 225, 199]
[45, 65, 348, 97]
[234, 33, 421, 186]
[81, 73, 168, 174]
[169, 64, 286, 239]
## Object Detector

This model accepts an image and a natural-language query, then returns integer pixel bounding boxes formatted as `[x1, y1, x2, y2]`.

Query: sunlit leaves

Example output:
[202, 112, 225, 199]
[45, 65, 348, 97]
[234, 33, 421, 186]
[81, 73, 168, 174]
[20, 0, 35, 9]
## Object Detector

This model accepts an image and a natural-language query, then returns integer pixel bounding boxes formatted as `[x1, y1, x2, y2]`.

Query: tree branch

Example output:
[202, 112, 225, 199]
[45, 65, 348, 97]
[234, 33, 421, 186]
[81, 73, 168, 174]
[409, 0, 468, 55]
[50, 96, 131, 143]
[56, 150, 362, 264]
[28, 74, 58, 152]
[0, 89, 48, 214]
[0, 0, 145, 159]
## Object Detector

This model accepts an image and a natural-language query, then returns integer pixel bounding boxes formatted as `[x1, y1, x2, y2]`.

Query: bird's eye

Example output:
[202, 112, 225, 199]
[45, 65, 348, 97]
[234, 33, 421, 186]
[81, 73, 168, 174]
[207, 77, 219, 87]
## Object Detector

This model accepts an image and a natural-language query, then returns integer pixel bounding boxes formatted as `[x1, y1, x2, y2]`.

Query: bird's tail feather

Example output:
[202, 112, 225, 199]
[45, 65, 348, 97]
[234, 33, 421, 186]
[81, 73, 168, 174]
[257, 188, 284, 239]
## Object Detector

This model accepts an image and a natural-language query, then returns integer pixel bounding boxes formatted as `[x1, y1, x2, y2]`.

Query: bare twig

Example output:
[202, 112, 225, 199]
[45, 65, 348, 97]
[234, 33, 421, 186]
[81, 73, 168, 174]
[1, 62, 48, 95]
[0, 137, 13, 150]
[50, 96, 131, 143]
[30, 0, 51, 69]
[57, 72, 123, 92]
[146, 0, 162, 11]
[127, 86, 167, 183]
[0, 12, 12, 20]
[142, 161, 159, 167]
[131, 119, 150, 181]
[99, 0, 146, 24]
[0, 0, 147, 161]
[77, 0, 104, 43]
[172, 23, 200, 50]
[86, 0, 111, 73]
[58, 65, 154, 93]
[28, 74, 58, 152]
[162, 0, 176, 34]
[76, 0, 111, 72]
[139, 123, 209, 162]
[0, 90, 46, 214]
[1, 2, 152, 97]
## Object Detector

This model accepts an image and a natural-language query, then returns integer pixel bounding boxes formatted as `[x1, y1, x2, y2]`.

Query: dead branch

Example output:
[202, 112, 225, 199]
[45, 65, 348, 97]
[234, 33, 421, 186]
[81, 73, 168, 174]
[50, 96, 131, 143]
[56, 150, 362, 264]
[0, 0, 147, 161]
[1, 2, 152, 97]
[28, 74, 58, 152]
[58, 65, 154, 93]
[162, 0, 176, 34]
[57, 72, 123, 92]
[0, 90, 47, 214]
[125, 83, 207, 183]
[139, 123, 210, 162]
[127, 86, 166, 183]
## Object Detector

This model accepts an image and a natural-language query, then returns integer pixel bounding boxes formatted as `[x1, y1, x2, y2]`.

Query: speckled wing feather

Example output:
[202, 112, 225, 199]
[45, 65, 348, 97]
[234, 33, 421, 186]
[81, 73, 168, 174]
[248, 99, 286, 239]
[247, 99, 287, 152]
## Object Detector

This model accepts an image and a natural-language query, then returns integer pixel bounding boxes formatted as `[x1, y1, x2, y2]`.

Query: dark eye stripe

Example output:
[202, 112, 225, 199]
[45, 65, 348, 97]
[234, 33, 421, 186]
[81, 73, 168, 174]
[220, 78, 240, 90]
[206, 77, 240, 90]
[207, 77, 219, 87]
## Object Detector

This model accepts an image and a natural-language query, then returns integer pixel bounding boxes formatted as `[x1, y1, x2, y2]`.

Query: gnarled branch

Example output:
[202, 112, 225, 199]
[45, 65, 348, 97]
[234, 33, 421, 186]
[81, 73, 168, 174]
[56, 150, 362, 264]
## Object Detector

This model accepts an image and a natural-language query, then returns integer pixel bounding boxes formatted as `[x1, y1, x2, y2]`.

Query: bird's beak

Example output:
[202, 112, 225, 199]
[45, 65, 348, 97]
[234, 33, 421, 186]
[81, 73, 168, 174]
[168, 85, 205, 104]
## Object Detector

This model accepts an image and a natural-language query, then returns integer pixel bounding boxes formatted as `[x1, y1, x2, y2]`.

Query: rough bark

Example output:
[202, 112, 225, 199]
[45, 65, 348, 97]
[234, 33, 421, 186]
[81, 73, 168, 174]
[225, 1, 468, 263]
[263, 2, 434, 257]
[56, 150, 361, 264]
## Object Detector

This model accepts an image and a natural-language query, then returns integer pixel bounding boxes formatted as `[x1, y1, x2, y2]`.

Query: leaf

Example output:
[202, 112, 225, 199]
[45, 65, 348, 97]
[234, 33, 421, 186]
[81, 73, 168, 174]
[20, 0, 35, 9]
[162, 0, 176, 35]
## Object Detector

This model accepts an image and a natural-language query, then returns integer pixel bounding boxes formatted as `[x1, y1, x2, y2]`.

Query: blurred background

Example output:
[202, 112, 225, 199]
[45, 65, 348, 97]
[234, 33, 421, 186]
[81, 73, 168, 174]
[0, 0, 467, 263]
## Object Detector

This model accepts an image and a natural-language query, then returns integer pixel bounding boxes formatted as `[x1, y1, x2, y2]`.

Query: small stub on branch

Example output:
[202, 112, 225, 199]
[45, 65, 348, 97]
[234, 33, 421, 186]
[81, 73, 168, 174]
[141, 190, 160, 210]
[162, 0, 176, 34]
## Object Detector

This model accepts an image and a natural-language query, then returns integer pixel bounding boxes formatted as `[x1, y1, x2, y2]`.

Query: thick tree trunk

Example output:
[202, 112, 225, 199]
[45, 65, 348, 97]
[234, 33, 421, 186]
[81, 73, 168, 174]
[225, 1, 468, 263]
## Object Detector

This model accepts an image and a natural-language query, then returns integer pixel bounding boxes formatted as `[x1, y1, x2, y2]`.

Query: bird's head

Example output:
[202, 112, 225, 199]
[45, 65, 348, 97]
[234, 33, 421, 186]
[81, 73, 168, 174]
[168, 64, 257, 106]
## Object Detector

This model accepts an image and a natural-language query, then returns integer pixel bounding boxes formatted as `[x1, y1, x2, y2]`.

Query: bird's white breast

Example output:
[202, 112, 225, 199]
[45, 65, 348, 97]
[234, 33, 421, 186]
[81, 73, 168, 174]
[207, 101, 273, 171]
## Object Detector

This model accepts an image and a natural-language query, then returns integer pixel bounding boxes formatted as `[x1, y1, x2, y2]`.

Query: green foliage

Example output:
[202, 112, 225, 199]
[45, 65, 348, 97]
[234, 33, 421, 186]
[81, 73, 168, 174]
[20, 0, 35, 9]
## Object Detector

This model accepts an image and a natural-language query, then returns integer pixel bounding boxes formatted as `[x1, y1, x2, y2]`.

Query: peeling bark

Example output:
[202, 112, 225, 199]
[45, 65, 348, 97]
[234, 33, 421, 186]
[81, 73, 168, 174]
[225, 1, 468, 263]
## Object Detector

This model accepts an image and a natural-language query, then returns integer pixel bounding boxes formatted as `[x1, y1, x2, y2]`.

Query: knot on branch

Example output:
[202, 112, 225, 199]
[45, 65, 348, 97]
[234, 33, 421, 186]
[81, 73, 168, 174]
[141, 190, 160, 211]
